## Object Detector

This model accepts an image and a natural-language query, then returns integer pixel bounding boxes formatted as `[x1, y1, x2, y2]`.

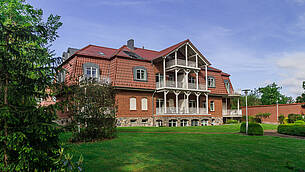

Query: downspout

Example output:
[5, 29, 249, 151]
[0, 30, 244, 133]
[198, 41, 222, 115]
[152, 90, 157, 127]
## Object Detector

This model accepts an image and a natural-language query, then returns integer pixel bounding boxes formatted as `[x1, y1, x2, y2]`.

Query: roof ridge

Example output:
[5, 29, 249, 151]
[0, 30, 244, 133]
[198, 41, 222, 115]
[87, 44, 118, 50]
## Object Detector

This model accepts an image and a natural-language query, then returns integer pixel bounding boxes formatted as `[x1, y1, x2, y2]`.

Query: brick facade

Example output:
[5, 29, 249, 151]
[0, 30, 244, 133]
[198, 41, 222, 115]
[54, 39, 240, 127]
[241, 103, 305, 124]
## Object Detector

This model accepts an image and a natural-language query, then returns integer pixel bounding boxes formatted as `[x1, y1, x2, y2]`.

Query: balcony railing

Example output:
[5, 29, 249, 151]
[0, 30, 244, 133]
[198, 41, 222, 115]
[79, 75, 111, 84]
[156, 107, 208, 115]
[222, 109, 242, 117]
[228, 90, 242, 96]
[166, 59, 197, 68]
[156, 81, 206, 90]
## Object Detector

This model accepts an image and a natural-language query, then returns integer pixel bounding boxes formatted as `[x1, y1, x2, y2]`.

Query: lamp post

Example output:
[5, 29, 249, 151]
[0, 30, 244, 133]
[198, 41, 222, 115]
[242, 89, 250, 135]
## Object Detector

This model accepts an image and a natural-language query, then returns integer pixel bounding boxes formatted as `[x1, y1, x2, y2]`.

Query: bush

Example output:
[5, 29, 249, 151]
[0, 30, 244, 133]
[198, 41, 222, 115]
[288, 114, 302, 123]
[295, 120, 305, 125]
[278, 124, 305, 136]
[226, 119, 238, 124]
[240, 122, 264, 135]
[241, 116, 255, 123]
[278, 115, 285, 124]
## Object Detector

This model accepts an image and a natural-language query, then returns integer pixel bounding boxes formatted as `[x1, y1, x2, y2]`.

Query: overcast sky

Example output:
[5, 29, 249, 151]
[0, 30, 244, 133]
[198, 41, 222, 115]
[28, 0, 305, 98]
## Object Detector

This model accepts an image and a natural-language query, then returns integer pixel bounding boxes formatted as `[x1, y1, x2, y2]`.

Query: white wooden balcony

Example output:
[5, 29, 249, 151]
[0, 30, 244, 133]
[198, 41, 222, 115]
[79, 75, 111, 84]
[156, 107, 208, 115]
[156, 81, 206, 91]
[222, 109, 242, 117]
[166, 59, 197, 69]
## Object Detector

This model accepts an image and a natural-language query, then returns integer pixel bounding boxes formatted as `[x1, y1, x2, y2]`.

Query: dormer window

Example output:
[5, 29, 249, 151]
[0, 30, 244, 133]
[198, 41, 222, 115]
[86, 67, 97, 78]
[224, 80, 230, 93]
[208, 76, 215, 88]
[133, 66, 147, 81]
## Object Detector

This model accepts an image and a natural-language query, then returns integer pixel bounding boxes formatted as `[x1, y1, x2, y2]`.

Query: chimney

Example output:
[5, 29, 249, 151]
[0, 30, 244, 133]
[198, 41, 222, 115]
[127, 39, 134, 50]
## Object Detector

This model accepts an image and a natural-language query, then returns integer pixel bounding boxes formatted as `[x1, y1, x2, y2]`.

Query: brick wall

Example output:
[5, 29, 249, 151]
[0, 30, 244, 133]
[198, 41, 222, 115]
[241, 103, 305, 124]
[116, 90, 155, 118]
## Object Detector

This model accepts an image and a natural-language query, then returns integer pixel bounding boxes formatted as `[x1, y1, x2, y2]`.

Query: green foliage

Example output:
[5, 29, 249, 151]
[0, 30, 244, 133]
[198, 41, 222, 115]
[0, 0, 65, 170]
[241, 116, 256, 123]
[240, 122, 264, 135]
[255, 113, 271, 119]
[258, 83, 294, 105]
[64, 81, 117, 142]
[278, 115, 285, 124]
[296, 81, 305, 103]
[53, 148, 83, 172]
[288, 114, 303, 123]
[278, 124, 305, 136]
[226, 119, 238, 124]
[231, 89, 261, 108]
[295, 120, 305, 125]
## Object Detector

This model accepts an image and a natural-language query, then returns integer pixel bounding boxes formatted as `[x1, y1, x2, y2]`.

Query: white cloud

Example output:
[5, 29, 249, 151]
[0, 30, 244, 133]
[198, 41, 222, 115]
[276, 52, 305, 96]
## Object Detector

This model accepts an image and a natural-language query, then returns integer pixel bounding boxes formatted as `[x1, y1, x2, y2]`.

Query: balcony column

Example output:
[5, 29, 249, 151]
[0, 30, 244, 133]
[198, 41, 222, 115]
[175, 50, 178, 66]
[195, 92, 201, 114]
[174, 91, 180, 114]
[195, 54, 198, 68]
[158, 99, 161, 114]
[237, 98, 240, 111]
[158, 73, 161, 88]
[205, 93, 209, 114]
[175, 69, 178, 88]
[205, 65, 208, 90]
[163, 57, 166, 88]
[226, 98, 228, 114]
[185, 91, 191, 114]
[195, 71, 199, 90]
[184, 69, 190, 89]
[164, 91, 169, 114]
[185, 44, 188, 66]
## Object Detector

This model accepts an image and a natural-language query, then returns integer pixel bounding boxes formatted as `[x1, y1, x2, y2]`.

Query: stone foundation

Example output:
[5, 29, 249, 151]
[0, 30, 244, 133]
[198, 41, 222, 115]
[117, 116, 223, 127]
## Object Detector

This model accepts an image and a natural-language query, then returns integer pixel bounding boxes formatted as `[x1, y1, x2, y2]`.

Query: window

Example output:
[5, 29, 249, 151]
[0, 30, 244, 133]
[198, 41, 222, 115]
[191, 119, 199, 126]
[156, 120, 163, 127]
[83, 63, 100, 79]
[210, 101, 215, 111]
[169, 119, 177, 127]
[181, 119, 188, 127]
[224, 80, 230, 93]
[130, 119, 137, 123]
[57, 70, 66, 83]
[208, 76, 215, 88]
[130, 97, 136, 110]
[203, 101, 206, 109]
[141, 98, 148, 110]
[142, 119, 148, 123]
[86, 67, 97, 78]
[189, 100, 196, 108]
[201, 119, 208, 126]
[133, 67, 147, 81]
[188, 76, 195, 83]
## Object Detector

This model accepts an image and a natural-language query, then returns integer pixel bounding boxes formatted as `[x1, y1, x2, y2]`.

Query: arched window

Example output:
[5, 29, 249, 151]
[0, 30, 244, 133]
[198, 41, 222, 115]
[181, 119, 188, 127]
[169, 119, 177, 127]
[207, 76, 215, 88]
[191, 119, 199, 126]
[141, 98, 148, 110]
[130, 97, 136, 110]
[156, 120, 163, 127]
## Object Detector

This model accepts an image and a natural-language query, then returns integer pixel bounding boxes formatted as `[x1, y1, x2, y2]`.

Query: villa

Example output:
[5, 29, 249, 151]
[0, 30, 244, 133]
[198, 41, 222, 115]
[58, 39, 241, 127]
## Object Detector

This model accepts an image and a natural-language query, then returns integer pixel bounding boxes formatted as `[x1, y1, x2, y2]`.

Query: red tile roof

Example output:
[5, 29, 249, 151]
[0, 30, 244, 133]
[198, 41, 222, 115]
[67, 39, 211, 64]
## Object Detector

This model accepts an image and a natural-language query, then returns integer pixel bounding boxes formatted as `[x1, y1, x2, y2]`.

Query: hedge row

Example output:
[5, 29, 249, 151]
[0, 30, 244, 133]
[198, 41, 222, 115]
[277, 124, 305, 137]
[240, 122, 264, 135]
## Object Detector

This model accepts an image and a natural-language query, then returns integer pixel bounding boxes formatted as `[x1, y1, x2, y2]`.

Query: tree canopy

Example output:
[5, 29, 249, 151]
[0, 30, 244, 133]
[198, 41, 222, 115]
[296, 81, 305, 103]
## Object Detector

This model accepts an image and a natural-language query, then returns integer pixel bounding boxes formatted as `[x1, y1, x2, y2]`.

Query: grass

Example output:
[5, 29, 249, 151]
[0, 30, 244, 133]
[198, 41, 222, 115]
[118, 123, 278, 133]
[62, 124, 305, 172]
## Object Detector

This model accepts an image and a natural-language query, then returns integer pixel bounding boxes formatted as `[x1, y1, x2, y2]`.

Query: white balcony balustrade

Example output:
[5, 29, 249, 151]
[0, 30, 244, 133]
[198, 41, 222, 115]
[156, 107, 207, 115]
[222, 109, 242, 117]
[156, 81, 206, 90]
[166, 59, 197, 68]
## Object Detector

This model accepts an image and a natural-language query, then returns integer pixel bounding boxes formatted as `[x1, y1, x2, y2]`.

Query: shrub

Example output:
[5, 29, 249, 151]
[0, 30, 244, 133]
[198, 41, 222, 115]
[278, 124, 305, 136]
[241, 116, 255, 123]
[288, 114, 302, 123]
[240, 122, 264, 135]
[226, 119, 238, 124]
[295, 120, 305, 125]
[278, 115, 285, 124]
[283, 117, 289, 124]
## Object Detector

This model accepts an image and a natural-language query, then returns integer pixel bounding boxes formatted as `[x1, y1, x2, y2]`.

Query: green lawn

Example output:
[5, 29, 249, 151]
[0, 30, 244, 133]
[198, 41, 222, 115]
[118, 124, 278, 133]
[63, 124, 305, 172]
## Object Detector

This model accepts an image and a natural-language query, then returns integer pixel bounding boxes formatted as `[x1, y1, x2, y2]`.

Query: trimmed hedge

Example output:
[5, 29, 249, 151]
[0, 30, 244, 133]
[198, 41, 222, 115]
[240, 122, 264, 135]
[278, 124, 305, 137]
[226, 119, 238, 124]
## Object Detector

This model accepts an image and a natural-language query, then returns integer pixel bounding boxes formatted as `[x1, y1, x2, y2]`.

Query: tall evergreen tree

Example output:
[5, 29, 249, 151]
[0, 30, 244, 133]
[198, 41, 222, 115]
[0, 0, 63, 170]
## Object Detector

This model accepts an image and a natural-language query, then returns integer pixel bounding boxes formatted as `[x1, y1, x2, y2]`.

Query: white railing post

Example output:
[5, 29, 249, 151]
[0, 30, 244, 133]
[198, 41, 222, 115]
[205, 93, 209, 114]
[164, 91, 168, 114]
[196, 92, 201, 114]
[185, 44, 188, 66]
[185, 91, 191, 114]
[175, 69, 178, 88]
[174, 91, 180, 114]
[163, 57, 166, 88]
[195, 71, 199, 90]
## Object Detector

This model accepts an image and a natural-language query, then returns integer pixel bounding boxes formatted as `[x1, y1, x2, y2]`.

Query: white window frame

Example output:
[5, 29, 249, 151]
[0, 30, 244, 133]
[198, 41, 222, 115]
[210, 101, 215, 111]
[136, 69, 146, 81]
[181, 119, 188, 127]
[141, 98, 148, 110]
[208, 76, 215, 88]
[86, 67, 97, 78]
[130, 97, 137, 110]
[157, 120, 163, 127]
[169, 119, 177, 127]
